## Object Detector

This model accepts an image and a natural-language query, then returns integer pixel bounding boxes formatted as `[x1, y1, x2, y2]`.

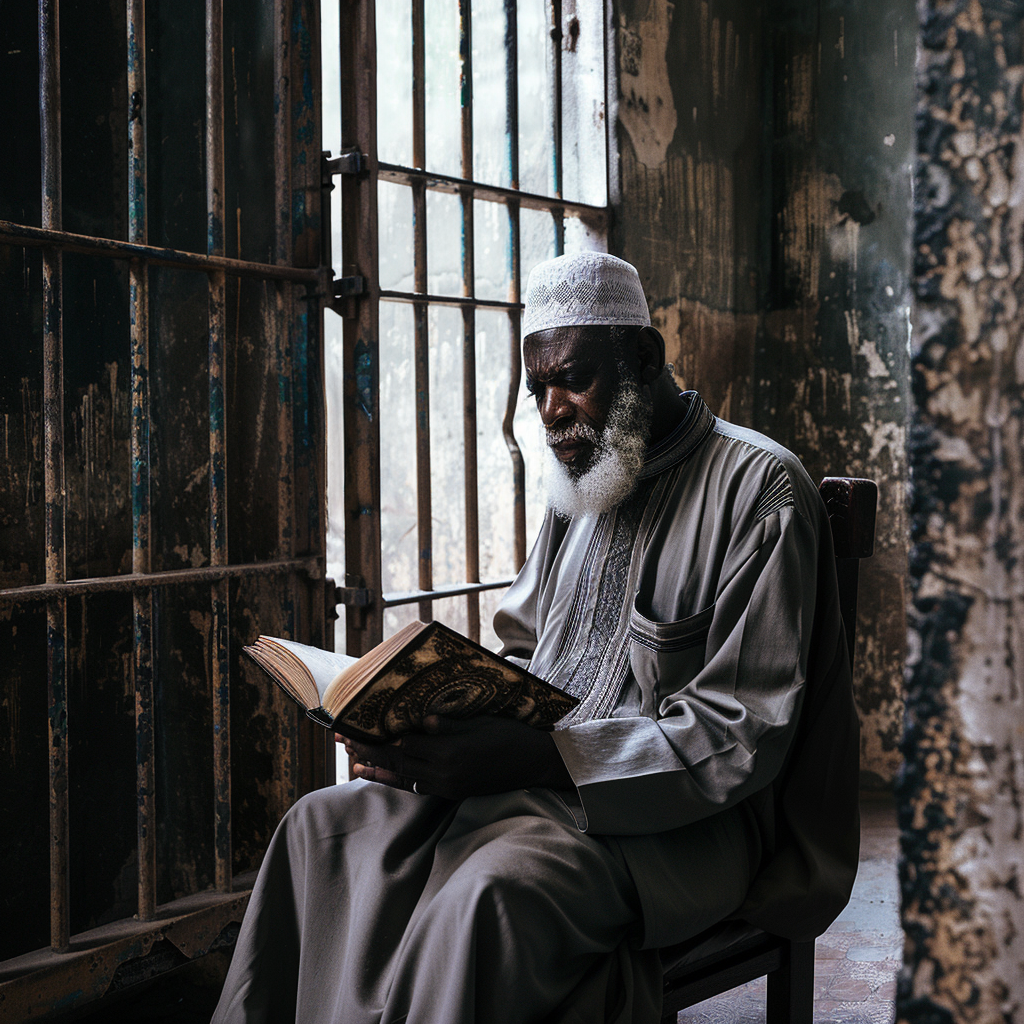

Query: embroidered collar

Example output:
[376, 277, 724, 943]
[638, 391, 715, 479]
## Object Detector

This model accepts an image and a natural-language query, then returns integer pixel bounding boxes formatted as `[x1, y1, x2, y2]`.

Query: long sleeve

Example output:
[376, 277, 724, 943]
[491, 401, 859, 938]
[549, 498, 824, 835]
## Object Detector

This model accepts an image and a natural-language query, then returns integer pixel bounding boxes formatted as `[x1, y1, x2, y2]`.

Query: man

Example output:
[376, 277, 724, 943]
[212, 252, 860, 1024]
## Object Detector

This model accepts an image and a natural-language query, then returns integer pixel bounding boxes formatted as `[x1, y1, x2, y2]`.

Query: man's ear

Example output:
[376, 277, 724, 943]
[636, 326, 666, 385]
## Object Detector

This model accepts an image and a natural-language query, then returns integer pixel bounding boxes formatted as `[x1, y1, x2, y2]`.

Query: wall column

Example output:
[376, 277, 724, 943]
[901, 2, 1024, 1020]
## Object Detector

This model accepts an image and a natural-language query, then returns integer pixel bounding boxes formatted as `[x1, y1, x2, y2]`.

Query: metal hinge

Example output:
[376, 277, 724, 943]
[335, 275, 367, 299]
[325, 578, 374, 628]
[335, 585, 371, 607]
[325, 274, 368, 320]
[325, 149, 365, 177]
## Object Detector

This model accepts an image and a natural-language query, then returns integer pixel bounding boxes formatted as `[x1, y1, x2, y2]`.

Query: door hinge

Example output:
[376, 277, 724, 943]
[335, 585, 372, 607]
[325, 578, 373, 626]
[335, 275, 367, 299]
[325, 149, 365, 177]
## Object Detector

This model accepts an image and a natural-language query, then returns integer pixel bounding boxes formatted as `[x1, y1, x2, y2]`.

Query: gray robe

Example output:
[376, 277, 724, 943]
[495, 391, 860, 946]
[212, 392, 858, 1023]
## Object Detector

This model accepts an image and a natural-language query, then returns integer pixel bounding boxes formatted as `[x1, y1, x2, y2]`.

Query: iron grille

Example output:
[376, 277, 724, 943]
[0, 0, 329, 1014]
[330, 0, 612, 657]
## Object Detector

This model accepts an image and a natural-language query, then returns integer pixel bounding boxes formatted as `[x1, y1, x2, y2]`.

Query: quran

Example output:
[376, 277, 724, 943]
[244, 620, 578, 742]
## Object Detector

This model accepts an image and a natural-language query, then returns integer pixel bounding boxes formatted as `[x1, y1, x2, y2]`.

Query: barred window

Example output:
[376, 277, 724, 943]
[1, 0, 611, 1012]
[322, 0, 612, 667]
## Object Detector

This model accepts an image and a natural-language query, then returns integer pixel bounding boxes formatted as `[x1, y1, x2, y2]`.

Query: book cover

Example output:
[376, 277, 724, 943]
[244, 621, 578, 742]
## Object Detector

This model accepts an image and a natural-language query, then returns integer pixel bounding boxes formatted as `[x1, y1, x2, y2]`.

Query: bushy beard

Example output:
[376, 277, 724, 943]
[544, 370, 653, 520]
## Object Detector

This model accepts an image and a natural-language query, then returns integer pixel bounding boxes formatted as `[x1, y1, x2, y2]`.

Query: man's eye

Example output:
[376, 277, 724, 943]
[525, 378, 543, 398]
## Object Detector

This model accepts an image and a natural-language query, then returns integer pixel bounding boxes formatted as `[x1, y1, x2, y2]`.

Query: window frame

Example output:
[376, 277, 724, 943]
[332, 0, 613, 656]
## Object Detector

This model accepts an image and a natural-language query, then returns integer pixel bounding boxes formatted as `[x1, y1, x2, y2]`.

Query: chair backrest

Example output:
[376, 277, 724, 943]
[819, 477, 877, 671]
[660, 476, 879, 1024]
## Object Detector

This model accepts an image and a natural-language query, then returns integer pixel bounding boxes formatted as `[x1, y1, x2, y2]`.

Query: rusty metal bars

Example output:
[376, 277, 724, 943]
[273, 0, 296, 601]
[127, 0, 157, 923]
[0, 560, 322, 604]
[340, 0, 384, 655]
[550, 0, 565, 254]
[410, 0, 434, 626]
[273, 0, 302, 795]
[206, 0, 232, 895]
[0, 221, 320, 281]
[334, 0, 612, 644]
[376, 164, 606, 219]
[503, 0, 528, 571]
[8, 0, 330, 990]
[459, 0, 481, 641]
[39, 0, 70, 956]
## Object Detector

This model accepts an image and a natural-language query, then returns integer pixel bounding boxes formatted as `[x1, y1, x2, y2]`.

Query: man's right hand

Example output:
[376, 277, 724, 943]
[337, 714, 575, 800]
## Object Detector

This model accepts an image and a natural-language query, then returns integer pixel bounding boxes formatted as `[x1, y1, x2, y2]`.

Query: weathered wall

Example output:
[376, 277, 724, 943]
[612, 0, 913, 787]
[614, 0, 764, 424]
[899, 1, 1024, 1020]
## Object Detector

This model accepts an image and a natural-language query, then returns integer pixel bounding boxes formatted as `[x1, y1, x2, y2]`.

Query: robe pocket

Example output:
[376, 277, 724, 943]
[628, 602, 716, 707]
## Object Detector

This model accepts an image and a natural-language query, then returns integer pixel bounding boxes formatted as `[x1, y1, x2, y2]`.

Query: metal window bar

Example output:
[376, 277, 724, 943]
[1, 0, 327, 1007]
[459, 0, 480, 642]
[127, 0, 157, 924]
[333, 0, 610, 652]
[339, 0, 384, 656]
[272, 0, 302, 798]
[39, 0, 70, 956]
[503, 0, 527, 572]
[411, 0, 433, 626]
[550, 0, 565, 253]
[206, 0, 233, 897]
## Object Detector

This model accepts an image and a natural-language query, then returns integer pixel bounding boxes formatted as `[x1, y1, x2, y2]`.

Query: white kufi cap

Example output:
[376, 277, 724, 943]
[522, 251, 650, 338]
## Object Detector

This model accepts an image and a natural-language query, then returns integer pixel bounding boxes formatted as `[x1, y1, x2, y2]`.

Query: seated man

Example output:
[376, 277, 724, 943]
[212, 252, 860, 1024]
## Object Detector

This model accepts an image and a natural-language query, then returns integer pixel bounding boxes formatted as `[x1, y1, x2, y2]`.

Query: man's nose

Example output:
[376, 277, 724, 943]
[539, 387, 573, 428]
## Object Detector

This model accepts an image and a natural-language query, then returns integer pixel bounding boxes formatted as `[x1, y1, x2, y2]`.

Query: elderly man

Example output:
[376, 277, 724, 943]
[212, 252, 860, 1024]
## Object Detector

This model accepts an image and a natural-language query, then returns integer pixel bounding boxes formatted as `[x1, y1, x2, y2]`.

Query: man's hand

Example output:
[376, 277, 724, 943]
[336, 715, 574, 800]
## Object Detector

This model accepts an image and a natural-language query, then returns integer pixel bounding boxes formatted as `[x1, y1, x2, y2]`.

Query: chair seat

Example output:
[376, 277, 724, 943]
[659, 920, 809, 1022]
[660, 920, 776, 979]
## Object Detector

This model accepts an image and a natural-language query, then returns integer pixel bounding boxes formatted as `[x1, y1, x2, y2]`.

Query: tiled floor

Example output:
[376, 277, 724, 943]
[675, 794, 901, 1023]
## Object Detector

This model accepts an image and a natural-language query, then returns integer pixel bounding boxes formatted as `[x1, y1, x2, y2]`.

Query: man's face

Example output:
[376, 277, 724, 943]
[524, 325, 653, 518]
[523, 326, 620, 478]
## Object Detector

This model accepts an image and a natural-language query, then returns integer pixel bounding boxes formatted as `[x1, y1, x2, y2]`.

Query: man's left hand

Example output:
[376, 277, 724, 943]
[337, 715, 574, 800]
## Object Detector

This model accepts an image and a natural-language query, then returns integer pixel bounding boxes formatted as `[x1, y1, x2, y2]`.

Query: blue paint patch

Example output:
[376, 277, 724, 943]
[209, 394, 225, 432]
[354, 339, 374, 420]
[52, 990, 87, 1011]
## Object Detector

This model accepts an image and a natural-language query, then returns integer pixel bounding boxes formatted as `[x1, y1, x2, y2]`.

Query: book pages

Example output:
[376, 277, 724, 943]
[264, 638, 357, 706]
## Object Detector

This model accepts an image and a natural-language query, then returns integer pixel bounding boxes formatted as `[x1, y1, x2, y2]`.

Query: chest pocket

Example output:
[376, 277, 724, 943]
[628, 601, 716, 714]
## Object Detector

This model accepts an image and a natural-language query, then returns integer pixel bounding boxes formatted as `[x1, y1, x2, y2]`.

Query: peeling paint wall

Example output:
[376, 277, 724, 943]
[612, 0, 914, 788]
[899, 1, 1024, 1020]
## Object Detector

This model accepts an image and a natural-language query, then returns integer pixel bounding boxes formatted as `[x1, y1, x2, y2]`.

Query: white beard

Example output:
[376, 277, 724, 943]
[544, 373, 652, 520]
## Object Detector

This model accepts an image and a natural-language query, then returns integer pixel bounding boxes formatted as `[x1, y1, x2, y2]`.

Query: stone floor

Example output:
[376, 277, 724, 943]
[675, 793, 901, 1024]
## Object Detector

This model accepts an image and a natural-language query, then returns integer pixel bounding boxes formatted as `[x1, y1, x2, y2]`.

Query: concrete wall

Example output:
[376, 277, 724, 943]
[611, 0, 914, 788]
[899, 2, 1024, 1020]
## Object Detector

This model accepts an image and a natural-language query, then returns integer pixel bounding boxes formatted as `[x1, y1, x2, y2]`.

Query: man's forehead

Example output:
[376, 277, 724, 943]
[523, 325, 617, 372]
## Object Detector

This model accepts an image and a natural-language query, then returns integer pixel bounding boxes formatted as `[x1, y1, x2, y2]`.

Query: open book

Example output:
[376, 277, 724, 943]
[243, 619, 578, 742]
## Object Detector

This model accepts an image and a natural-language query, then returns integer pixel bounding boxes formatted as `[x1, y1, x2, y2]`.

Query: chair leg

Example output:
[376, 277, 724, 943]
[766, 938, 815, 1024]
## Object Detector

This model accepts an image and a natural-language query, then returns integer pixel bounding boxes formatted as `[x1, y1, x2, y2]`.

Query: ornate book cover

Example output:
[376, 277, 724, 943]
[244, 620, 578, 743]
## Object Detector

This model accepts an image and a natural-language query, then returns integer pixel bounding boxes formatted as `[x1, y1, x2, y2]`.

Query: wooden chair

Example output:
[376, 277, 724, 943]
[658, 476, 878, 1024]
